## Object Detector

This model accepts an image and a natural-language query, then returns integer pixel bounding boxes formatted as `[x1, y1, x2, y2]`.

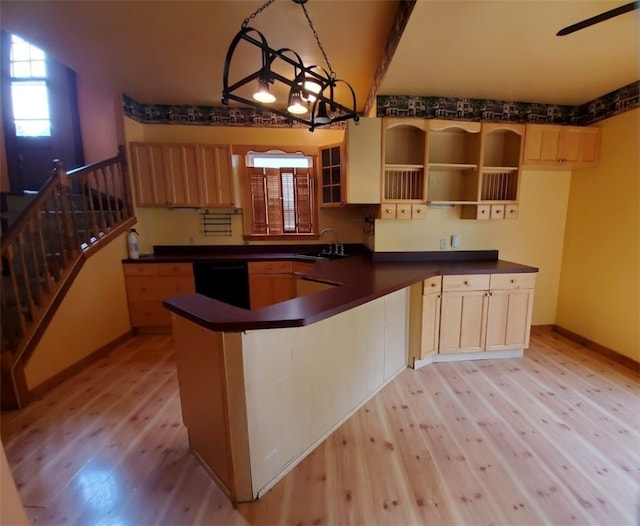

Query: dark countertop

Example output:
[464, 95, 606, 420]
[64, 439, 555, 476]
[152, 245, 538, 333]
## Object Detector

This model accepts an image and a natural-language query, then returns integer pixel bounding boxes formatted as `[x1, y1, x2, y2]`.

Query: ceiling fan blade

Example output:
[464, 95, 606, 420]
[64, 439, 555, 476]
[556, 1, 639, 36]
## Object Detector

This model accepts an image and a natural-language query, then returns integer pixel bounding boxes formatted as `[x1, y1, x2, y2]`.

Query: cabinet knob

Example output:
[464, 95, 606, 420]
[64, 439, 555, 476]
[385, 208, 392, 213]
[464, 280, 470, 285]
[510, 279, 516, 284]
[416, 208, 423, 214]
[481, 210, 487, 214]
[401, 209, 408, 214]
[509, 209, 516, 214]
[431, 282, 437, 288]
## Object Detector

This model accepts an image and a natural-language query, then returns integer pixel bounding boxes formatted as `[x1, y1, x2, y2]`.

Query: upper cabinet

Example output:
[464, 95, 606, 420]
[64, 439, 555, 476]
[319, 143, 344, 207]
[461, 123, 524, 220]
[198, 145, 234, 207]
[319, 117, 382, 207]
[380, 118, 524, 220]
[382, 118, 427, 203]
[345, 117, 381, 204]
[129, 142, 234, 208]
[425, 119, 481, 204]
[522, 124, 600, 170]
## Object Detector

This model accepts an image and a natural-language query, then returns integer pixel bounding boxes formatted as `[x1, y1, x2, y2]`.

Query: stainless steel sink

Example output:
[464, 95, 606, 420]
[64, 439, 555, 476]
[297, 250, 350, 261]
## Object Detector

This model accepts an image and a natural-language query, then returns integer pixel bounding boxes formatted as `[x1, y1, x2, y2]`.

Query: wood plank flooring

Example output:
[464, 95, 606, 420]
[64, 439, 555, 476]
[2, 328, 638, 525]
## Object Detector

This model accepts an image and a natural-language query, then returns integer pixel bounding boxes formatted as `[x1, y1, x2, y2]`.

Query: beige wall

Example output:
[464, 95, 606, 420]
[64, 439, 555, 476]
[76, 77, 123, 163]
[374, 169, 573, 326]
[123, 118, 369, 254]
[556, 109, 640, 360]
[24, 233, 132, 389]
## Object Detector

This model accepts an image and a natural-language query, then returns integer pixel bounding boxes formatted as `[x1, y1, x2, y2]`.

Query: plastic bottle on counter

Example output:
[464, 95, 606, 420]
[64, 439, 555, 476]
[127, 228, 139, 259]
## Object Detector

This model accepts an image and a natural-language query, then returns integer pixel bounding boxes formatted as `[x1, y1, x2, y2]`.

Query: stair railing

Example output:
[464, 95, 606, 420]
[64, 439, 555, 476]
[1, 145, 135, 408]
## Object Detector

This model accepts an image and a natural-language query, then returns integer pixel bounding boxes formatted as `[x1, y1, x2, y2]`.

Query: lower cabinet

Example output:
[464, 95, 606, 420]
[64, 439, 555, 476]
[248, 261, 295, 310]
[418, 276, 441, 358]
[484, 273, 536, 351]
[410, 271, 536, 364]
[124, 263, 195, 328]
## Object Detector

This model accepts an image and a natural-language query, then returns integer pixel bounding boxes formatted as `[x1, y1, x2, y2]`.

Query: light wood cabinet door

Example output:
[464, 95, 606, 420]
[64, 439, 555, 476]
[165, 144, 200, 207]
[559, 127, 599, 166]
[198, 144, 234, 207]
[439, 290, 488, 354]
[129, 142, 234, 207]
[522, 125, 562, 165]
[484, 288, 534, 351]
[319, 143, 345, 207]
[523, 125, 600, 169]
[124, 262, 195, 328]
[420, 289, 441, 359]
[345, 117, 382, 204]
[130, 143, 171, 206]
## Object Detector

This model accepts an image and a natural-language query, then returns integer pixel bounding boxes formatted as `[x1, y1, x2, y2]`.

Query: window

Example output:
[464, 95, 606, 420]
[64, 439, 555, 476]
[243, 151, 318, 238]
[9, 34, 51, 137]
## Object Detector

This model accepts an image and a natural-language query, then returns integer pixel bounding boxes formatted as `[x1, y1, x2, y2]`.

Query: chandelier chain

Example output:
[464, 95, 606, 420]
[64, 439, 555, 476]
[242, 0, 277, 28]
[300, 2, 335, 78]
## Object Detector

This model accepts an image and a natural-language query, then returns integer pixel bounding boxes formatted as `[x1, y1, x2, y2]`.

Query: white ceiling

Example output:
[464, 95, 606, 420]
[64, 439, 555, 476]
[1, 0, 638, 112]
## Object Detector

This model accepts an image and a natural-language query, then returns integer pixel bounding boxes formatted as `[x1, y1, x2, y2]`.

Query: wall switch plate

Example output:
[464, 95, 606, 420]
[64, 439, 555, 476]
[440, 238, 447, 250]
[451, 234, 460, 248]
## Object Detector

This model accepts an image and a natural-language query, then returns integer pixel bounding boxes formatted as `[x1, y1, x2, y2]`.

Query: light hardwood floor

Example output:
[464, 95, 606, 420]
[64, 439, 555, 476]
[1, 328, 638, 525]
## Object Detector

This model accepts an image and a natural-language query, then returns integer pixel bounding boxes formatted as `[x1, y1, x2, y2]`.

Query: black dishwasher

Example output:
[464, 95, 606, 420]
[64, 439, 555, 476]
[192, 262, 250, 309]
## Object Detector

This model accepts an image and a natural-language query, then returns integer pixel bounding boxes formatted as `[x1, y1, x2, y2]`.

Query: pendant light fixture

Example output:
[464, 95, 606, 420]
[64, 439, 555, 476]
[222, 0, 359, 131]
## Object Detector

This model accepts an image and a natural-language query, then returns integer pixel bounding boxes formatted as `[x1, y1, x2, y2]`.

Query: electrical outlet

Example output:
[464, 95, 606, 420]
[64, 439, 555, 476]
[439, 238, 447, 250]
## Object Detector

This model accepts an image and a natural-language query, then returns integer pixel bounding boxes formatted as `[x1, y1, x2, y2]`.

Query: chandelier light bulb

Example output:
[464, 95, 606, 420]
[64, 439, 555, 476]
[253, 78, 276, 103]
[287, 91, 308, 114]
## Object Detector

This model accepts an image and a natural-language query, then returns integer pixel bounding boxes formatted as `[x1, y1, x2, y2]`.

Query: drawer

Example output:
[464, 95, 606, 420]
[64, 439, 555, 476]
[412, 204, 427, 219]
[379, 204, 397, 220]
[125, 276, 195, 301]
[396, 203, 412, 220]
[248, 260, 293, 274]
[123, 263, 159, 277]
[490, 272, 536, 290]
[505, 204, 519, 219]
[476, 204, 491, 220]
[490, 204, 505, 219]
[293, 261, 315, 273]
[442, 274, 490, 292]
[158, 263, 193, 276]
[422, 275, 441, 294]
[128, 301, 172, 327]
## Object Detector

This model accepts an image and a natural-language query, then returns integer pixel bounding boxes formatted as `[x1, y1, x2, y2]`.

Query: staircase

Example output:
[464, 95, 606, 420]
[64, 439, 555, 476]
[1, 146, 136, 409]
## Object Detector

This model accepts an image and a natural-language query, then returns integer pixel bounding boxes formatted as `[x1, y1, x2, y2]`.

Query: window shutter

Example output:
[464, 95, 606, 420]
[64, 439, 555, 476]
[265, 168, 283, 235]
[293, 168, 314, 233]
[249, 168, 267, 234]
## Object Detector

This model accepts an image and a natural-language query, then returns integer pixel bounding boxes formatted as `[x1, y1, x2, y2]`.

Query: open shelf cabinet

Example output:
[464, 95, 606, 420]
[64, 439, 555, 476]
[382, 119, 426, 202]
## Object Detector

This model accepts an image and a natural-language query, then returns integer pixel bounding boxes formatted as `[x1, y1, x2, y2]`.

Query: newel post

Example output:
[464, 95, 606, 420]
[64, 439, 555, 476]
[53, 159, 79, 258]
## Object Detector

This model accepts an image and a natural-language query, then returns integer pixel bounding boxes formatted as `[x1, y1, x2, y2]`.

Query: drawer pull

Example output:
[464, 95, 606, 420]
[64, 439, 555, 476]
[401, 209, 408, 214]
[431, 282, 437, 287]
[464, 280, 470, 285]
[510, 279, 516, 284]
[385, 208, 392, 213]
[416, 209, 423, 214]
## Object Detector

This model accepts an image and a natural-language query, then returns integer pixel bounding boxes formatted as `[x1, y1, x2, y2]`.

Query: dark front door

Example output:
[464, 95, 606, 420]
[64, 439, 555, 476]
[1, 31, 83, 194]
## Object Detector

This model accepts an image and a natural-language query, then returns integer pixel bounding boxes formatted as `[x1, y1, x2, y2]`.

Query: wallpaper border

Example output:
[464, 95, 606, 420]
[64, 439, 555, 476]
[122, 80, 639, 128]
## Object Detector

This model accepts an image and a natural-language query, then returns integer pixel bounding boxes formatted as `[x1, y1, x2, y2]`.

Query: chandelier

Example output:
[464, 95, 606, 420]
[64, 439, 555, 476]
[221, 0, 360, 131]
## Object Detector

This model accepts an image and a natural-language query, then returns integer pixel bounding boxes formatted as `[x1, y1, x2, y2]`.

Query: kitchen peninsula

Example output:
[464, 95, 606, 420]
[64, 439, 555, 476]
[159, 247, 537, 503]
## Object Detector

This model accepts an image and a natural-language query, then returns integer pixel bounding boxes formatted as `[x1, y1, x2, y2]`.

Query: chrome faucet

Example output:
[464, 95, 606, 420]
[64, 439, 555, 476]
[319, 228, 343, 255]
